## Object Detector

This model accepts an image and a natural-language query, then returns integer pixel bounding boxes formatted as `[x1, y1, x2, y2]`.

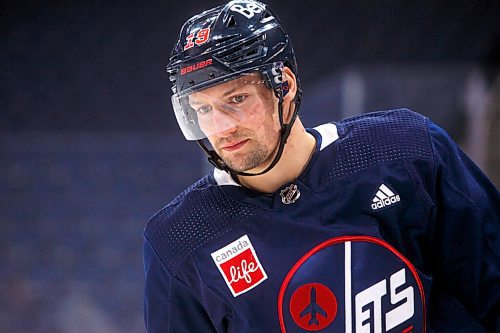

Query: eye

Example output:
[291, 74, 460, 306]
[196, 105, 212, 115]
[230, 95, 246, 104]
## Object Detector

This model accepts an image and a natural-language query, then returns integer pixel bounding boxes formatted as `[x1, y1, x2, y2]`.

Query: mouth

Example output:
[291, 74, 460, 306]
[221, 139, 249, 152]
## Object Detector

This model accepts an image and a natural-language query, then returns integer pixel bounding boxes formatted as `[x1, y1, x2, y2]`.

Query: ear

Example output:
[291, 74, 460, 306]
[281, 66, 297, 103]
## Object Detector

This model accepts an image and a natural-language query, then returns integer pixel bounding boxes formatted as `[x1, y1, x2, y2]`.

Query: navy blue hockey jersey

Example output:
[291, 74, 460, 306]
[143, 109, 500, 332]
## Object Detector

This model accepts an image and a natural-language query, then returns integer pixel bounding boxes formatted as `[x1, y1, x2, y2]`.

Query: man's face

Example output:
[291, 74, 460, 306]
[188, 74, 280, 172]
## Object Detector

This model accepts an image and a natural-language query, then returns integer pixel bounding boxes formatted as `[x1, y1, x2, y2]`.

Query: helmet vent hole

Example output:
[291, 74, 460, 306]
[226, 15, 237, 28]
[246, 48, 258, 57]
[214, 34, 239, 47]
[261, 10, 273, 22]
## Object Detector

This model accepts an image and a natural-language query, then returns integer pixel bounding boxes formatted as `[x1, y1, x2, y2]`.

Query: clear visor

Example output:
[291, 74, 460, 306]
[172, 72, 275, 140]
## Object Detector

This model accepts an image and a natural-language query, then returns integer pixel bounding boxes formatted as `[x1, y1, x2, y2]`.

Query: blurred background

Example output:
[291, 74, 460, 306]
[1, 0, 499, 331]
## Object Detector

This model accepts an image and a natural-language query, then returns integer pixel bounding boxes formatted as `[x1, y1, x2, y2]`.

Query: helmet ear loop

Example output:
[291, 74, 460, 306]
[276, 80, 296, 143]
[279, 94, 298, 148]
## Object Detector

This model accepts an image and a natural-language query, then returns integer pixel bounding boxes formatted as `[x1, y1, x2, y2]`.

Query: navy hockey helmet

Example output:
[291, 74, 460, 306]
[167, 0, 302, 176]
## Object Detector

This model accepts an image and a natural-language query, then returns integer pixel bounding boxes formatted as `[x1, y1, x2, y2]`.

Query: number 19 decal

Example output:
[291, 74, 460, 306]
[184, 28, 211, 50]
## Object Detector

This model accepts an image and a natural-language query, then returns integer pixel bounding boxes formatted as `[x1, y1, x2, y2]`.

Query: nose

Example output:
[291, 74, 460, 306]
[210, 107, 238, 137]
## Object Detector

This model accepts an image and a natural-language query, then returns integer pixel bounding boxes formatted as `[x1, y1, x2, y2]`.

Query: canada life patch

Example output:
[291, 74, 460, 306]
[211, 235, 267, 297]
[278, 236, 426, 333]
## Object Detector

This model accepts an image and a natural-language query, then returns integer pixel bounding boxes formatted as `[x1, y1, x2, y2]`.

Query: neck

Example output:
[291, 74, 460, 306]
[236, 118, 316, 193]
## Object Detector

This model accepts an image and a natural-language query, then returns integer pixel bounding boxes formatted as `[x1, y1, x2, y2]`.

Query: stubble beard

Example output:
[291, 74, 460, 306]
[220, 141, 270, 172]
[217, 133, 279, 173]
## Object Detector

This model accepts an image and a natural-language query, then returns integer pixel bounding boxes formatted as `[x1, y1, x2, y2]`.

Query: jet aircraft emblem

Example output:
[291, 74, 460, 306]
[300, 286, 328, 326]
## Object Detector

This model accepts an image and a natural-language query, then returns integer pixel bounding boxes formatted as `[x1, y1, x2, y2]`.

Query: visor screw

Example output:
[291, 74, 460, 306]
[209, 73, 215, 78]
[189, 80, 195, 86]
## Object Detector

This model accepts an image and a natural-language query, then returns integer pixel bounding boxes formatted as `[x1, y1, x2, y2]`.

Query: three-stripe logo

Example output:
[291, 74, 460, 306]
[371, 184, 401, 210]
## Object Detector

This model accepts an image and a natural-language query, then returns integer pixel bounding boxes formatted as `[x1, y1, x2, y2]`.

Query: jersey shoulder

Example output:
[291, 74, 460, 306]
[143, 175, 254, 275]
[330, 108, 434, 180]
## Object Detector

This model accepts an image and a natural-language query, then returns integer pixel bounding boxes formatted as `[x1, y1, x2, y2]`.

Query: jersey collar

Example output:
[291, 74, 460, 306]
[213, 123, 339, 187]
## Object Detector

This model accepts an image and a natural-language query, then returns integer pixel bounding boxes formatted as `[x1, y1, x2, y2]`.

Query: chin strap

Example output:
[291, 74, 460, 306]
[196, 88, 301, 177]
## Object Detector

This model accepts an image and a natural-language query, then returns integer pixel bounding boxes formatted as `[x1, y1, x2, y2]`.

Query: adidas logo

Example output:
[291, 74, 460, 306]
[371, 184, 400, 210]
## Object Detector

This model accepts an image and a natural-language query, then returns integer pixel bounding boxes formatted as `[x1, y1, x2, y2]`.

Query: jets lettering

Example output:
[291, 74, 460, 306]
[386, 269, 415, 329]
[355, 268, 414, 332]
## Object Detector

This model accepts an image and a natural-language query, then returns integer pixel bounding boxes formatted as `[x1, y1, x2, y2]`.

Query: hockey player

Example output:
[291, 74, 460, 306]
[143, 0, 500, 332]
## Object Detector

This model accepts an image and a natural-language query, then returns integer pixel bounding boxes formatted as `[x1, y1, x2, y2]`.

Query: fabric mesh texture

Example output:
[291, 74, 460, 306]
[144, 176, 254, 274]
[328, 109, 432, 183]
[145, 109, 432, 273]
